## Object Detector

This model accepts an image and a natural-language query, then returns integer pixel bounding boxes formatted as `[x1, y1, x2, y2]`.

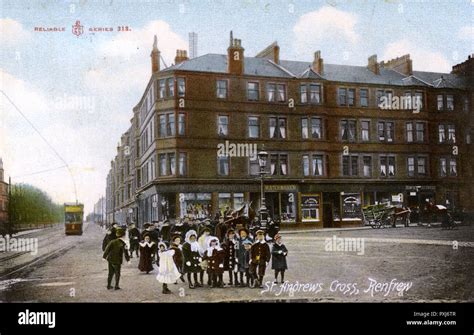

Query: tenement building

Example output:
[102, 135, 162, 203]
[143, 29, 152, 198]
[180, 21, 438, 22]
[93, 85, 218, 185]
[106, 33, 473, 228]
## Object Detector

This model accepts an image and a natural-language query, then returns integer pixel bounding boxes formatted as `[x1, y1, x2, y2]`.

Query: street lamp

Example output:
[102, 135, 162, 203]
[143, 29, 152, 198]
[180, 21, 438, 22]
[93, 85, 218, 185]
[257, 148, 269, 227]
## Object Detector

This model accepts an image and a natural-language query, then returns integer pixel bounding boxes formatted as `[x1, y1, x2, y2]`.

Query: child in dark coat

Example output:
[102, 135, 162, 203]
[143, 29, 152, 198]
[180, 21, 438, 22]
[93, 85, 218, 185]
[271, 233, 288, 284]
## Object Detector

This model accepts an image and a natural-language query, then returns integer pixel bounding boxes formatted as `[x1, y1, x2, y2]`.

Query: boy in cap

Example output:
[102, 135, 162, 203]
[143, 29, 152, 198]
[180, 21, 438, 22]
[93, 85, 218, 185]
[249, 229, 270, 288]
[103, 228, 130, 290]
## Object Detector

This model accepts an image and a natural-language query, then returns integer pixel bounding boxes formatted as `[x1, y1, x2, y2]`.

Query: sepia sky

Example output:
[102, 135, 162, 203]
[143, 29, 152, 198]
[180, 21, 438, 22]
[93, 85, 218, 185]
[0, 0, 472, 213]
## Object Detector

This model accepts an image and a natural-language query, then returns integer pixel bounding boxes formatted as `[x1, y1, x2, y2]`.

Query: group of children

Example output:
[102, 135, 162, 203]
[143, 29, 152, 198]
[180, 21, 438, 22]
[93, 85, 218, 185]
[102, 221, 289, 294]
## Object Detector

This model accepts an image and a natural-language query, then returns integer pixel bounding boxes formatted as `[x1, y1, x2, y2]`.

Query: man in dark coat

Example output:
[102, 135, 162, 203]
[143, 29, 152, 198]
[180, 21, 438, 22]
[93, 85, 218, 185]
[221, 228, 239, 286]
[249, 230, 271, 288]
[159, 220, 171, 243]
[128, 223, 140, 258]
[102, 229, 114, 252]
[215, 217, 228, 243]
[170, 220, 186, 240]
[103, 228, 130, 290]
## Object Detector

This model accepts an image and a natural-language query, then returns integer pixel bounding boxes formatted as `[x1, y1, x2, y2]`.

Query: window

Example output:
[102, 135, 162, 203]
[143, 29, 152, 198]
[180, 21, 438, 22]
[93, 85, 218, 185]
[309, 84, 321, 104]
[348, 89, 355, 106]
[338, 88, 347, 106]
[439, 124, 455, 143]
[177, 78, 185, 97]
[407, 157, 415, 177]
[218, 115, 229, 136]
[417, 157, 427, 176]
[167, 114, 175, 136]
[270, 153, 288, 176]
[406, 122, 414, 143]
[446, 95, 454, 111]
[463, 96, 469, 112]
[167, 78, 175, 97]
[300, 85, 307, 103]
[437, 94, 444, 111]
[269, 117, 286, 139]
[440, 158, 457, 177]
[303, 155, 310, 176]
[414, 91, 423, 110]
[159, 114, 175, 137]
[303, 154, 324, 176]
[249, 156, 260, 176]
[159, 79, 166, 99]
[277, 84, 286, 102]
[178, 153, 186, 176]
[312, 154, 323, 176]
[376, 89, 393, 107]
[378, 121, 394, 142]
[267, 83, 276, 102]
[363, 156, 372, 177]
[416, 123, 425, 142]
[360, 89, 368, 107]
[247, 82, 259, 101]
[178, 113, 185, 136]
[380, 156, 395, 177]
[408, 156, 428, 177]
[159, 154, 167, 176]
[218, 156, 229, 176]
[406, 122, 425, 142]
[447, 125, 456, 143]
[341, 119, 356, 142]
[216, 80, 227, 99]
[342, 155, 358, 176]
[300, 84, 321, 104]
[302, 117, 322, 139]
[361, 121, 370, 141]
[248, 117, 259, 138]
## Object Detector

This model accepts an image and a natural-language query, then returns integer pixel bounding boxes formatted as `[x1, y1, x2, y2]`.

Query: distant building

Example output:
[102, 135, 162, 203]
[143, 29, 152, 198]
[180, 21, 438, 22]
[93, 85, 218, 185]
[189, 32, 197, 59]
[0, 158, 9, 226]
[106, 32, 473, 228]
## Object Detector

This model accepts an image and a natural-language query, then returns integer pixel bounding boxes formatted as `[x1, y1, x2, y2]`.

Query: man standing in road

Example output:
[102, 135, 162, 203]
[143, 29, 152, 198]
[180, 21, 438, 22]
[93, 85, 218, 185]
[103, 228, 130, 290]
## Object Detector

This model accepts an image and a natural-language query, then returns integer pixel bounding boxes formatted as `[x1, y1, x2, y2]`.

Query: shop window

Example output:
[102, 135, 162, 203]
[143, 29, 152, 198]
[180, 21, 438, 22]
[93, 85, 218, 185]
[301, 194, 320, 222]
[341, 193, 361, 219]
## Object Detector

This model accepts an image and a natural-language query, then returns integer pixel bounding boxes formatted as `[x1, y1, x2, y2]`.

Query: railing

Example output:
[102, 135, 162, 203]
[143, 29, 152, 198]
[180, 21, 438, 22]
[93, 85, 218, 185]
[12, 222, 61, 232]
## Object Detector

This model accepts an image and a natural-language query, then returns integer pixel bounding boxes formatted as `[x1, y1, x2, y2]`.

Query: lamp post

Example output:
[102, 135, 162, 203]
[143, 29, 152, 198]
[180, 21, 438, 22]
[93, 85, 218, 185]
[257, 148, 269, 227]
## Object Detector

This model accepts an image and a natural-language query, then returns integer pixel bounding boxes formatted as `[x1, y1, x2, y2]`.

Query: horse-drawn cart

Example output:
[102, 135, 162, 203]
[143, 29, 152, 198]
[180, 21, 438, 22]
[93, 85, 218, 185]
[362, 203, 394, 229]
[362, 203, 411, 228]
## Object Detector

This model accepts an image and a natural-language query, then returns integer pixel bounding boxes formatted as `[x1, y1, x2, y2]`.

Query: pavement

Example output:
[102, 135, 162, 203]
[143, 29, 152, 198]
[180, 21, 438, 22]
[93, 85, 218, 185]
[0, 221, 473, 302]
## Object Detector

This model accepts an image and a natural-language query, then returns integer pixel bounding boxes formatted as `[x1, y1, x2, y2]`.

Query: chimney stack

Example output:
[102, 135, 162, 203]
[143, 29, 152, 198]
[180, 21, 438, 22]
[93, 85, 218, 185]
[380, 54, 413, 76]
[451, 54, 474, 77]
[255, 41, 280, 64]
[367, 54, 380, 75]
[312, 51, 324, 75]
[150, 35, 160, 74]
[175, 50, 189, 65]
[227, 31, 245, 75]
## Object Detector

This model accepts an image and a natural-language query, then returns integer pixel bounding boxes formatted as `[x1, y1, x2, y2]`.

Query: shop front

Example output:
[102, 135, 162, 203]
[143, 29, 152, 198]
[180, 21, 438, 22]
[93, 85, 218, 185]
[250, 184, 298, 224]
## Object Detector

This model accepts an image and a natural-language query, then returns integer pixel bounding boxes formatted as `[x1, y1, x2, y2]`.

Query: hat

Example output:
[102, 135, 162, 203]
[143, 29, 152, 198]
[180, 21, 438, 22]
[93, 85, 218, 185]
[199, 227, 211, 235]
[256, 229, 265, 235]
[226, 228, 235, 236]
[116, 228, 125, 238]
[238, 227, 249, 235]
[171, 234, 182, 243]
[243, 239, 253, 246]
[274, 233, 282, 241]
[143, 223, 150, 229]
